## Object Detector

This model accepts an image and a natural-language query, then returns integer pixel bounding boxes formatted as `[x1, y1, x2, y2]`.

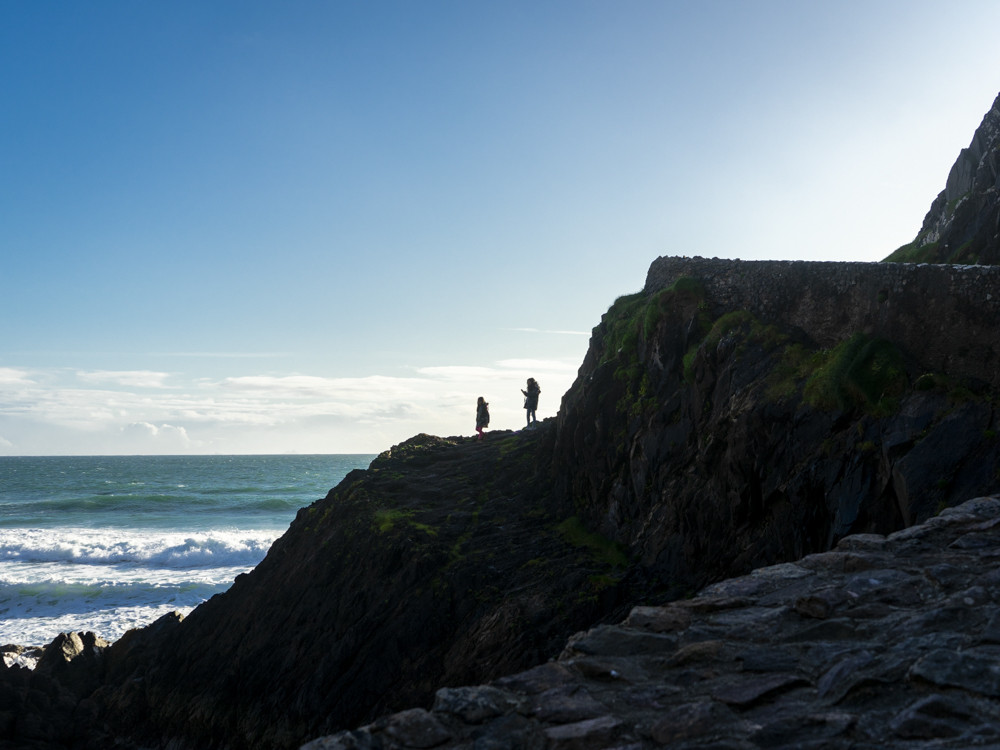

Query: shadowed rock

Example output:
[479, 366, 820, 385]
[303, 496, 1000, 749]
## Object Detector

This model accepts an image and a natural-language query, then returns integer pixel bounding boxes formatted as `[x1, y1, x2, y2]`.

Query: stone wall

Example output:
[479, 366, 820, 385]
[643, 255, 1000, 388]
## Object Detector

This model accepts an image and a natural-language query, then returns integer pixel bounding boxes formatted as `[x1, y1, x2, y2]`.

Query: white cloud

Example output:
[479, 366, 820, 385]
[76, 370, 173, 389]
[0, 367, 35, 386]
[495, 358, 579, 373]
[122, 422, 192, 448]
[0, 357, 582, 455]
[415, 366, 499, 381]
[505, 328, 590, 336]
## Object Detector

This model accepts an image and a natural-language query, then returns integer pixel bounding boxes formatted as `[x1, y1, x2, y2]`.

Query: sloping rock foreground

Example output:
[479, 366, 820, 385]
[303, 494, 1000, 750]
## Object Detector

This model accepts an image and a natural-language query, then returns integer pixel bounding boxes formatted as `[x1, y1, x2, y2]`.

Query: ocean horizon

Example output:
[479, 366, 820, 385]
[0, 453, 375, 652]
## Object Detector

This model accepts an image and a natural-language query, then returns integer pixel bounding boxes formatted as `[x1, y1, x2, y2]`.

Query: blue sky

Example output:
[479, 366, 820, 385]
[2, 1, 999, 455]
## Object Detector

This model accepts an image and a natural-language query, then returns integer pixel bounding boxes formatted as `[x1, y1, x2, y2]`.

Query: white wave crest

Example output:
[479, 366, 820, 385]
[0, 577, 219, 647]
[0, 528, 281, 570]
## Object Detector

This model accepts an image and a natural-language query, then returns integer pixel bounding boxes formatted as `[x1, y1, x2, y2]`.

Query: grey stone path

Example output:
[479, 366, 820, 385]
[303, 496, 1000, 749]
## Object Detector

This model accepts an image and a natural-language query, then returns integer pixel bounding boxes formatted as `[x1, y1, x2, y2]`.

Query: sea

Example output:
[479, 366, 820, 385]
[0, 454, 375, 654]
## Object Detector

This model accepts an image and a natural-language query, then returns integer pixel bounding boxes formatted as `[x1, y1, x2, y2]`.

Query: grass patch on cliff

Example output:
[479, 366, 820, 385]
[374, 508, 413, 532]
[667, 275, 707, 300]
[600, 277, 711, 420]
[600, 292, 646, 364]
[704, 310, 756, 348]
[883, 239, 940, 263]
[373, 508, 438, 536]
[615, 368, 656, 419]
[764, 343, 819, 400]
[601, 292, 658, 417]
[804, 334, 906, 414]
[683, 310, 787, 382]
[556, 516, 628, 568]
[601, 277, 707, 366]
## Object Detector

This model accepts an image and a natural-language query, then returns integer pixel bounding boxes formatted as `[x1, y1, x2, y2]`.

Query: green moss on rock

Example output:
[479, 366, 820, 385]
[804, 334, 906, 414]
[555, 516, 628, 569]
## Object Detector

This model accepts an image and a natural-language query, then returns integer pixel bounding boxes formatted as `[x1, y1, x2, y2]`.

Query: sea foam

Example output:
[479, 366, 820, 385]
[0, 527, 281, 647]
[0, 527, 278, 569]
[0, 453, 375, 651]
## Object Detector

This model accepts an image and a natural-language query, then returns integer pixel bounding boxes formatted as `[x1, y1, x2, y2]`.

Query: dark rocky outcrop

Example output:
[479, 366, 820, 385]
[89, 429, 626, 750]
[0, 634, 106, 749]
[5, 254, 1000, 750]
[78, 255, 1000, 750]
[885, 90, 1000, 264]
[551, 255, 1000, 604]
[303, 494, 1000, 750]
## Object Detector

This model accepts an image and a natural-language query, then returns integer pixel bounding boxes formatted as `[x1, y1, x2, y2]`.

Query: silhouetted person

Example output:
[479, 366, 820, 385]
[522, 378, 540, 426]
[476, 396, 490, 440]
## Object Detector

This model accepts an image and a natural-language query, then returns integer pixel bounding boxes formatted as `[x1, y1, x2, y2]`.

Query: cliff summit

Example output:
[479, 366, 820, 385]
[886, 90, 1000, 264]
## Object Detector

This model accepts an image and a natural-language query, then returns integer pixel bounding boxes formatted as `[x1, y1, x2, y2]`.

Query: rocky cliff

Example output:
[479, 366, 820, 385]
[129, 255, 1000, 749]
[6, 90, 1000, 750]
[91, 427, 642, 749]
[885, 91, 1000, 264]
[5, 254, 1000, 750]
[551, 256, 1000, 604]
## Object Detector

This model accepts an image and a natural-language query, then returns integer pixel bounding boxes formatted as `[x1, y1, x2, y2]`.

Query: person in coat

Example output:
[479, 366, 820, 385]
[476, 396, 490, 440]
[522, 378, 540, 426]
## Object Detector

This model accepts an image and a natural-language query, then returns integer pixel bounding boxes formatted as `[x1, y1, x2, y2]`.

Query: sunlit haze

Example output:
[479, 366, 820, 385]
[2, 1, 999, 455]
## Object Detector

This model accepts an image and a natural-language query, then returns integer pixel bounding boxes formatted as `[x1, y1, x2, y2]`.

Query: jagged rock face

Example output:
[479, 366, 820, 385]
[92, 430, 629, 750]
[78, 257, 1000, 750]
[886, 90, 1000, 263]
[303, 495, 1000, 750]
[554, 256, 1000, 600]
[13, 255, 1000, 750]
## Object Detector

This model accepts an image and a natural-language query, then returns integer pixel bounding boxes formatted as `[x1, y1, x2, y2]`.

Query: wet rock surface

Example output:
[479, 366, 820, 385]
[302, 495, 1000, 750]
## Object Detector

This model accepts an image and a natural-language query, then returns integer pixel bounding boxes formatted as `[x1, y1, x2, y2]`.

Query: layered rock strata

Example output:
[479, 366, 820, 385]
[552, 255, 1000, 609]
[302, 494, 1000, 750]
